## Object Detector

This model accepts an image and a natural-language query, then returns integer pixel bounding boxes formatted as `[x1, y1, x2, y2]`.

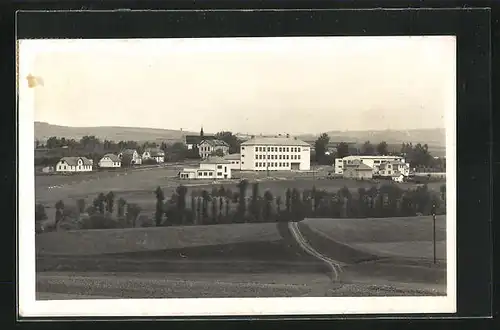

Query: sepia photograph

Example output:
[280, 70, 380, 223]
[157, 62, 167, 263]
[18, 36, 456, 317]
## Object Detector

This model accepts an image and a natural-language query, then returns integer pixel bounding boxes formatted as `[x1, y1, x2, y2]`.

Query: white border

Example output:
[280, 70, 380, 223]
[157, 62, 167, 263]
[18, 37, 457, 317]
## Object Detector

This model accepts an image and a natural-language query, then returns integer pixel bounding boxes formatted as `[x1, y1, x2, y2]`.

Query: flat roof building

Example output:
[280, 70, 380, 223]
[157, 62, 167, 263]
[240, 137, 311, 171]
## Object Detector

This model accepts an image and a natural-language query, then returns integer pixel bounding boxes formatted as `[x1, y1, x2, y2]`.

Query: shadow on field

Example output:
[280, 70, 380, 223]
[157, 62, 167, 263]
[296, 220, 447, 288]
[37, 238, 330, 275]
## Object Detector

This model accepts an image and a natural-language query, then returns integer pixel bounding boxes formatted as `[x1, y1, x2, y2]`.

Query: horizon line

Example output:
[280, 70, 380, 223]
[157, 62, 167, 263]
[35, 121, 446, 135]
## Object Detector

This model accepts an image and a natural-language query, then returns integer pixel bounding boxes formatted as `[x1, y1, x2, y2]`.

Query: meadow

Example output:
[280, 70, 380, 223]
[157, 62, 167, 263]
[36, 215, 447, 298]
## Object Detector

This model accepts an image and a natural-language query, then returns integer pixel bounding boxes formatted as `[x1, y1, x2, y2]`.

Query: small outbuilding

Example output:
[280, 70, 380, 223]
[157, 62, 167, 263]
[343, 160, 373, 180]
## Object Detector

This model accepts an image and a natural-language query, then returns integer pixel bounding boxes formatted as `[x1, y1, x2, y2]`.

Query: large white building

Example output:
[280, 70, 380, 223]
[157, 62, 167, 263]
[334, 155, 410, 177]
[239, 137, 311, 171]
[179, 156, 232, 180]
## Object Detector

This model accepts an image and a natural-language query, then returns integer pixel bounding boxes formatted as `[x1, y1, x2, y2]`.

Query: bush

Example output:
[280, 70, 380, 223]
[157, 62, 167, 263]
[139, 215, 154, 227]
[142, 158, 158, 165]
[62, 205, 80, 221]
[79, 214, 122, 230]
[35, 204, 47, 222]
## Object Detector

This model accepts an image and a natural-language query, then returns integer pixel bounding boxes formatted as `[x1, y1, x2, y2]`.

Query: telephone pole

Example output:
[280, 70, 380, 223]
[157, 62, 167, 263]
[432, 204, 437, 264]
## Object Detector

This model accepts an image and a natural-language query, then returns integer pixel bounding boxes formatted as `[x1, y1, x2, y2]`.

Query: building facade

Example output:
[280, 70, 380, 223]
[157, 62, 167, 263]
[142, 148, 165, 163]
[378, 161, 411, 177]
[118, 149, 142, 165]
[98, 154, 122, 168]
[342, 161, 373, 180]
[56, 157, 93, 172]
[179, 157, 232, 180]
[334, 155, 408, 175]
[198, 139, 230, 159]
[239, 137, 311, 171]
[224, 153, 242, 170]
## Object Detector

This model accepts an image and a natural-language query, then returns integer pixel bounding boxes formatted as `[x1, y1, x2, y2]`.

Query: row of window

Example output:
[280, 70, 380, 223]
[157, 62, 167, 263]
[255, 154, 300, 160]
[342, 158, 403, 164]
[253, 146, 302, 153]
[254, 162, 291, 168]
[58, 165, 92, 170]
[198, 171, 213, 177]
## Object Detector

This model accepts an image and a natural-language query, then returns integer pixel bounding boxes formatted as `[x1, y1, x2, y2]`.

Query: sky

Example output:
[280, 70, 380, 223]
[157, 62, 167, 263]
[28, 36, 455, 135]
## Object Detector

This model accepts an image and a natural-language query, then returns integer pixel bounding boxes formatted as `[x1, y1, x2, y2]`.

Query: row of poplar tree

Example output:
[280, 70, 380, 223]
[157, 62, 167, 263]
[36, 180, 445, 230]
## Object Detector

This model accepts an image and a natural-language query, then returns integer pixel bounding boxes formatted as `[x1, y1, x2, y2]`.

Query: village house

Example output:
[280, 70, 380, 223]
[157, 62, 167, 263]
[184, 127, 216, 150]
[198, 139, 230, 159]
[118, 149, 142, 165]
[185, 135, 216, 150]
[334, 155, 410, 176]
[224, 153, 242, 170]
[239, 136, 311, 171]
[56, 156, 93, 173]
[142, 148, 165, 163]
[342, 160, 373, 180]
[179, 156, 232, 180]
[378, 161, 411, 177]
[98, 153, 122, 168]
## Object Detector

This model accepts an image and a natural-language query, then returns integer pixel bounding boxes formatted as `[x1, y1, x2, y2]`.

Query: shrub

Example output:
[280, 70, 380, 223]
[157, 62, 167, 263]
[35, 204, 47, 222]
[139, 215, 154, 227]
[143, 158, 158, 165]
[80, 214, 122, 230]
[62, 205, 79, 221]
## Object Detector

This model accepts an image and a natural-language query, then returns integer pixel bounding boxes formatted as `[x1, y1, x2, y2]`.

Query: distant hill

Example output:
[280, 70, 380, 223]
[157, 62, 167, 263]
[298, 128, 445, 146]
[35, 122, 446, 156]
[34, 122, 197, 144]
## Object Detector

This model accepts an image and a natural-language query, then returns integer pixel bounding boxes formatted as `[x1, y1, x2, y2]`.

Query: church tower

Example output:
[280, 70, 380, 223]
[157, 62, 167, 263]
[200, 126, 204, 138]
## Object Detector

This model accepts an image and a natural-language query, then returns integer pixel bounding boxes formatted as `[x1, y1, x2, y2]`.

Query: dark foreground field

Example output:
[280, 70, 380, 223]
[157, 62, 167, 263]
[36, 217, 447, 299]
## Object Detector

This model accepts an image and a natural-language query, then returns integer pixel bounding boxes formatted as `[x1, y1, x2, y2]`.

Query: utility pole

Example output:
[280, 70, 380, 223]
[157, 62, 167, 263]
[432, 204, 437, 264]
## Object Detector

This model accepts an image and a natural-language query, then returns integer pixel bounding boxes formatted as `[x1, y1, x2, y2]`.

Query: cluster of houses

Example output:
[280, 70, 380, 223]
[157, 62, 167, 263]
[51, 148, 165, 173]
[334, 155, 412, 182]
[42, 127, 413, 183]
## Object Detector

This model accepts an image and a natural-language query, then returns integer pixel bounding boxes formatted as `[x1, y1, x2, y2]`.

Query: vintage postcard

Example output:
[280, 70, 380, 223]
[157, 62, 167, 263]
[18, 36, 456, 317]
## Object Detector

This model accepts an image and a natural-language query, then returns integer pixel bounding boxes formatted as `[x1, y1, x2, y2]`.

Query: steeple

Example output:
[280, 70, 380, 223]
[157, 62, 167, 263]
[200, 126, 204, 138]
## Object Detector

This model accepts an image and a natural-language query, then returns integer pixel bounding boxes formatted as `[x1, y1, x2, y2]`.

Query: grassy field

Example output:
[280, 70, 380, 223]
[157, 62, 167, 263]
[36, 216, 447, 299]
[297, 216, 447, 291]
[36, 222, 283, 255]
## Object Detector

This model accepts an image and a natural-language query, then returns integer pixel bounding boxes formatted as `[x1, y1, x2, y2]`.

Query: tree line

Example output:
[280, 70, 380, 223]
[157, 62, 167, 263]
[35, 131, 244, 167]
[36, 180, 446, 231]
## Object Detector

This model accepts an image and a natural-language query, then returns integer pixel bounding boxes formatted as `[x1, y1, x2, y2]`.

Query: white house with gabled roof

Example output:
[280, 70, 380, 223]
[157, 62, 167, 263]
[239, 136, 311, 171]
[56, 157, 93, 172]
[98, 154, 121, 168]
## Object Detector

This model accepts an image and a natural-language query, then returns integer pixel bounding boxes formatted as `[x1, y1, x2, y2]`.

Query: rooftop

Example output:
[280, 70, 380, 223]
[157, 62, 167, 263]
[59, 156, 93, 166]
[223, 153, 241, 160]
[201, 156, 231, 164]
[185, 135, 215, 144]
[102, 153, 121, 162]
[341, 155, 404, 160]
[200, 139, 230, 147]
[241, 137, 311, 147]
